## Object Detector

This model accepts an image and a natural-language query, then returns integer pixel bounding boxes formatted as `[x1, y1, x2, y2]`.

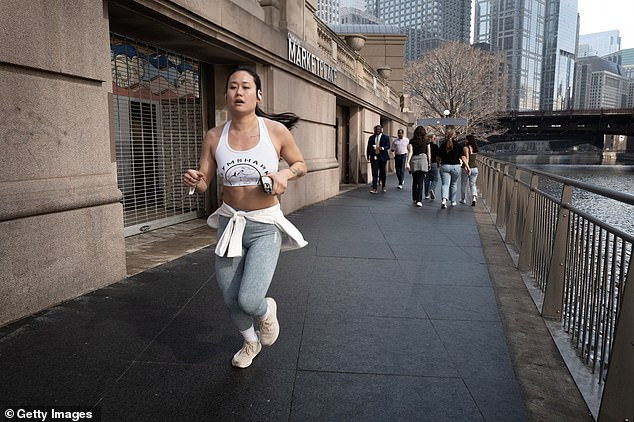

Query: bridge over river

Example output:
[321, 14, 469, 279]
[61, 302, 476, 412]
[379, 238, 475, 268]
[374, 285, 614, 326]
[488, 108, 634, 149]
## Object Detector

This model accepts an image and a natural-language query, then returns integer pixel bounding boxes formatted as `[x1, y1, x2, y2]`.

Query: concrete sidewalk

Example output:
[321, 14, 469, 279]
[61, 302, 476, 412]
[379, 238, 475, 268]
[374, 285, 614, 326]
[0, 184, 591, 421]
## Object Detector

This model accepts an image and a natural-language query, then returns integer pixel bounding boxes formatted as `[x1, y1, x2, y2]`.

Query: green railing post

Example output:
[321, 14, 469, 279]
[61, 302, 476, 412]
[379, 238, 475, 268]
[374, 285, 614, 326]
[542, 184, 573, 318]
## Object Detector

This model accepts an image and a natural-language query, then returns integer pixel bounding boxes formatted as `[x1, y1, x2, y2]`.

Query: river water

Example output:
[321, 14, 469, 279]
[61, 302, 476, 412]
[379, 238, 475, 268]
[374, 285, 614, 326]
[496, 155, 634, 236]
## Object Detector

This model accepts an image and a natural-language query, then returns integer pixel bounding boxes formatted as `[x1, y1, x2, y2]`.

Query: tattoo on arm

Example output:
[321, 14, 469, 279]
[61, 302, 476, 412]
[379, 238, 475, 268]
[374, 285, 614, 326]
[290, 166, 305, 177]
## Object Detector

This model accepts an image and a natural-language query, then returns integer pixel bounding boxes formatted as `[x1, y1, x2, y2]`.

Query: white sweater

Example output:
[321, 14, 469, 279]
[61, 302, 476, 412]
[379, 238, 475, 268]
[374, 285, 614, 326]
[207, 202, 308, 257]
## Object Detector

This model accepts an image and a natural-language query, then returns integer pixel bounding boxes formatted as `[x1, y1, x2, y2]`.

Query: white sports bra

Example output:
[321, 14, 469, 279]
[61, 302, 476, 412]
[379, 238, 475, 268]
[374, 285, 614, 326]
[215, 117, 279, 187]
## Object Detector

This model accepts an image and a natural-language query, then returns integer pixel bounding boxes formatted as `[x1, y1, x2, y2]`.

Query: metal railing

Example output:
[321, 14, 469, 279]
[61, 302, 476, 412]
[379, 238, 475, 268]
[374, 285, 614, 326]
[478, 156, 634, 421]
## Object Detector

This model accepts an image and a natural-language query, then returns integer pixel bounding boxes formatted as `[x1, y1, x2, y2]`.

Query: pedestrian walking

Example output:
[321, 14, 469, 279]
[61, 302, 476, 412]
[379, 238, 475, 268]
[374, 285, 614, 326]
[437, 127, 469, 209]
[406, 126, 430, 207]
[459, 136, 469, 204]
[183, 65, 308, 369]
[463, 134, 479, 206]
[391, 128, 409, 190]
[425, 133, 439, 200]
[367, 125, 391, 193]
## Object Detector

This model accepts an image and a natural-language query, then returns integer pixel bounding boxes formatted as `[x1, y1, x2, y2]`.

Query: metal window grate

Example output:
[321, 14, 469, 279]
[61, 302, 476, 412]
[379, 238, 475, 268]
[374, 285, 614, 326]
[110, 34, 204, 236]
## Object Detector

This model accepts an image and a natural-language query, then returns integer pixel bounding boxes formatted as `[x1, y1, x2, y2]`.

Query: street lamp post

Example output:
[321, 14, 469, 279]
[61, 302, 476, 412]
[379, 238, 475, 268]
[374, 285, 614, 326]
[416, 110, 466, 127]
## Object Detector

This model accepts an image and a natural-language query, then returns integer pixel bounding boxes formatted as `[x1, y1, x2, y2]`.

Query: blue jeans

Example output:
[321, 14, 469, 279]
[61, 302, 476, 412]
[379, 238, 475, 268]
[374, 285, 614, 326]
[469, 167, 479, 197]
[394, 154, 407, 185]
[215, 216, 282, 331]
[460, 168, 468, 201]
[440, 164, 462, 201]
[461, 167, 479, 200]
[426, 163, 439, 196]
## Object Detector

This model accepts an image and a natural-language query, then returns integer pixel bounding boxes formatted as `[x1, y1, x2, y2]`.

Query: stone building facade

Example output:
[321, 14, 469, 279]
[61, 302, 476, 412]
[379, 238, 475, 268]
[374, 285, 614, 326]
[0, 0, 408, 326]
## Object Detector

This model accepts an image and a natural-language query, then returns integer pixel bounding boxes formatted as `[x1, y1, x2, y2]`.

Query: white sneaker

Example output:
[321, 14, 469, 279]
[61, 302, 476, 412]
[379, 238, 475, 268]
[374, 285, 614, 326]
[451, 201, 457, 206]
[232, 340, 262, 368]
[397, 185, 403, 190]
[441, 198, 447, 209]
[416, 201, 423, 207]
[259, 298, 279, 346]
[424, 195, 430, 199]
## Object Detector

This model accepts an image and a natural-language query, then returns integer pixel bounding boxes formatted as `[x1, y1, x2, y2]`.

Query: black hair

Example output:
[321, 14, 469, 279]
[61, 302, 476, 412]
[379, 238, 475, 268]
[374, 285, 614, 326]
[225, 65, 300, 130]
[466, 134, 479, 153]
[410, 125, 426, 149]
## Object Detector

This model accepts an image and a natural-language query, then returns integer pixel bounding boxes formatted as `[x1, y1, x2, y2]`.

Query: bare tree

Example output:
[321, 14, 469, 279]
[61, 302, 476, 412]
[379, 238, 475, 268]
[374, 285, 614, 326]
[404, 41, 507, 139]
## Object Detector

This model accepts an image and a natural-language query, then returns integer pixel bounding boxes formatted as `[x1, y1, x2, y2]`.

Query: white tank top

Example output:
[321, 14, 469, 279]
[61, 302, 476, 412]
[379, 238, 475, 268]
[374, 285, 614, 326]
[215, 117, 279, 187]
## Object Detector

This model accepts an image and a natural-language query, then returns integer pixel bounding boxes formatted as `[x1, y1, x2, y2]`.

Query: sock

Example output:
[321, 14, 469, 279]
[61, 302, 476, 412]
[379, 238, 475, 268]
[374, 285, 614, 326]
[240, 326, 259, 343]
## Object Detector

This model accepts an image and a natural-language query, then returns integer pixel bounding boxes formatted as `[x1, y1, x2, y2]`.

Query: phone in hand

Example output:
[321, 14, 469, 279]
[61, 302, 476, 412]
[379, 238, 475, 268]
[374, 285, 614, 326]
[260, 175, 274, 194]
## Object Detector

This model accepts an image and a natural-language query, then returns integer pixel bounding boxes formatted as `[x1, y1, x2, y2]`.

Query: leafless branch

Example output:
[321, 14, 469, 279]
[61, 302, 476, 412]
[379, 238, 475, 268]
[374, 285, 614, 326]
[404, 41, 508, 139]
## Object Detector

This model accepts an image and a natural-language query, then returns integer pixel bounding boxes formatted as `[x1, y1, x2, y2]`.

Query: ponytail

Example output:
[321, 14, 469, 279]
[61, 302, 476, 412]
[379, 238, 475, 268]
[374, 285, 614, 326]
[445, 127, 457, 151]
[255, 106, 299, 130]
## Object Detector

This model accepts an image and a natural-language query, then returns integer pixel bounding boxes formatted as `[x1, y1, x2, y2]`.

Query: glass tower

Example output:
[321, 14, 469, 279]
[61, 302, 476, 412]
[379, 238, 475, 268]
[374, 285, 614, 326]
[474, 0, 578, 111]
[341, 0, 366, 8]
[573, 56, 630, 109]
[578, 30, 621, 57]
[366, 0, 471, 61]
[540, 0, 578, 110]
[604, 48, 634, 79]
[317, 0, 340, 24]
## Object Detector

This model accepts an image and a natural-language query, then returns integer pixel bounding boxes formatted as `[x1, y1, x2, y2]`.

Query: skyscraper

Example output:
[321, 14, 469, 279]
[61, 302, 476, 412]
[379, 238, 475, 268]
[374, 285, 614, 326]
[540, 0, 578, 110]
[474, 0, 578, 111]
[340, 0, 366, 8]
[317, 0, 340, 24]
[367, 0, 471, 61]
[573, 56, 630, 109]
[474, 0, 545, 110]
[340, 6, 383, 25]
[578, 30, 621, 58]
[604, 48, 634, 80]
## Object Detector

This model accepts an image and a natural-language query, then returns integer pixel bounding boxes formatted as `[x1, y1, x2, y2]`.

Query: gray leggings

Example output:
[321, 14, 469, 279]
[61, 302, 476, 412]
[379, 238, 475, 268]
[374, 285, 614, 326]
[215, 216, 282, 331]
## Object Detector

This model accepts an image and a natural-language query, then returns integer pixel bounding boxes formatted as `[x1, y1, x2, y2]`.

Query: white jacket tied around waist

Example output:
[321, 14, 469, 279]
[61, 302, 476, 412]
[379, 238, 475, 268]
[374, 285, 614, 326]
[207, 203, 308, 257]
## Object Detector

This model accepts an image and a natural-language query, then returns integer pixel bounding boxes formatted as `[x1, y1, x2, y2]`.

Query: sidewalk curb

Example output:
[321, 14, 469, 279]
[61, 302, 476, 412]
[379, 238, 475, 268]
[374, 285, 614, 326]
[473, 208, 594, 421]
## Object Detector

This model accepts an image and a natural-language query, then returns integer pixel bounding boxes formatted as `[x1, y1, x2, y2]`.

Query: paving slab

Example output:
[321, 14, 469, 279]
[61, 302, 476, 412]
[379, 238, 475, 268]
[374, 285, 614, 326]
[0, 183, 538, 421]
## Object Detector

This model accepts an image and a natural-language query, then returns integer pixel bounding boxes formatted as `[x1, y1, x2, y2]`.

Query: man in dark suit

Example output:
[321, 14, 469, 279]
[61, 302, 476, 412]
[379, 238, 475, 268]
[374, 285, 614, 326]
[366, 125, 391, 193]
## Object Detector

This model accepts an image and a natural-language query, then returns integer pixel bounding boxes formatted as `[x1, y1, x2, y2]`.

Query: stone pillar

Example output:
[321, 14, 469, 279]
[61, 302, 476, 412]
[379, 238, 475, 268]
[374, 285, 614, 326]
[0, 1, 126, 326]
[259, 0, 281, 28]
[348, 107, 364, 184]
[280, 0, 303, 36]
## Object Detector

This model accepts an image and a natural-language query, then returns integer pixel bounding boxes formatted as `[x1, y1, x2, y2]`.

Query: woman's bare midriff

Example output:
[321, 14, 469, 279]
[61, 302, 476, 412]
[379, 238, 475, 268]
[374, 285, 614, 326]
[222, 185, 279, 211]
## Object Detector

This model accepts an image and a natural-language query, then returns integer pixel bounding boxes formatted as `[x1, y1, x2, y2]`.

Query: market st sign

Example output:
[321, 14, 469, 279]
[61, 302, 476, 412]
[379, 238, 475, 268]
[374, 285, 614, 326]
[287, 32, 337, 84]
